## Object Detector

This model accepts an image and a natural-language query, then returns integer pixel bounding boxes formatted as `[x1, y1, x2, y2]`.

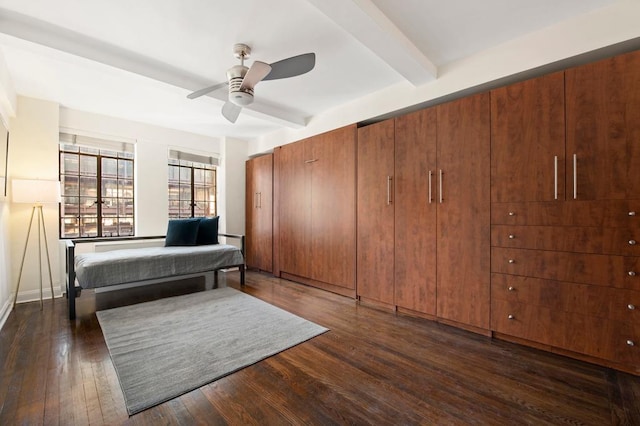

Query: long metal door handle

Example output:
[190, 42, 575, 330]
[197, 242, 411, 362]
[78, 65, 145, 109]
[573, 154, 577, 199]
[428, 170, 433, 203]
[255, 192, 259, 209]
[387, 176, 393, 205]
[258, 192, 262, 208]
[554, 156, 558, 200]
[439, 170, 443, 203]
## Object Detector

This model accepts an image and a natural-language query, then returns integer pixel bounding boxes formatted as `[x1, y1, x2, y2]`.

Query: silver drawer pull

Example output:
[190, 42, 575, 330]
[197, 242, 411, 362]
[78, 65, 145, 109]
[508, 286, 515, 291]
[629, 304, 636, 310]
[630, 212, 637, 216]
[629, 240, 637, 245]
[627, 340, 635, 347]
[630, 271, 637, 277]
[508, 314, 515, 320]
[509, 234, 515, 239]
[508, 259, 515, 264]
[508, 212, 515, 216]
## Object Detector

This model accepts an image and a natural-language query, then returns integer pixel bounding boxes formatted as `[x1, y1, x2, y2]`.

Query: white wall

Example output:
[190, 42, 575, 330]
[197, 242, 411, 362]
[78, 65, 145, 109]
[250, 0, 640, 154]
[218, 137, 247, 240]
[0, 119, 11, 329]
[8, 97, 60, 303]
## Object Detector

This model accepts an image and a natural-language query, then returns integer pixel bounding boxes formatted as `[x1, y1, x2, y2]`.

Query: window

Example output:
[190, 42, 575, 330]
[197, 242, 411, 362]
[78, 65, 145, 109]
[168, 150, 217, 219]
[59, 133, 135, 238]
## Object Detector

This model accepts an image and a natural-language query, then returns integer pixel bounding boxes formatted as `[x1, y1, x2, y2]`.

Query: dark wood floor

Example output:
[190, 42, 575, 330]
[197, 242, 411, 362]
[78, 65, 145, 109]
[1, 271, 639, 425]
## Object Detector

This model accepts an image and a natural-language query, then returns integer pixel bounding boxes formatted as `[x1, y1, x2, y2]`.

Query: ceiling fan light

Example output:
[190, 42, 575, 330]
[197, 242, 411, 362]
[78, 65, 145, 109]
[230, 91, 253, 107]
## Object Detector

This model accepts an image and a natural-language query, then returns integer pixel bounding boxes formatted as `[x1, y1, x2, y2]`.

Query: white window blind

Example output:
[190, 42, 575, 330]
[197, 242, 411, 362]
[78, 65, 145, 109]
[59, 132, 135, 153]
[169, 149, 220, 167]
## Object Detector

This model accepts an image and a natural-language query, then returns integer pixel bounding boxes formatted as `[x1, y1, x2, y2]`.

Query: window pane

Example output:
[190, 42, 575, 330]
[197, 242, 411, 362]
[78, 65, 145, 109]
[79, 197, 98, 215]
[180, 167, 191, 183]
[180, 186, 191, 200]
[61, 217, 79, 238]
[80, 146, 99, 155]
[194, 204, 206, 217]
[118, 218, 134, 236]
[120, 198, 134, 216]
[120, 180, 134, 198]
[194, 168, 205, 185]
[62, 153, 79, 174]
[100, 149, 118, 158]
[80, 176, 98, 197]
[118, 160, 133, 179]
[194, 186, 206, 201]
[102, 198, 118, 216]
[205, 170, 214, 184]
[62, 175, 80, 197]
[80, 217, 98, 237]
[102, 158, 117, 178]
[101, 178, 118, 197]
[80, 155, 97, 175]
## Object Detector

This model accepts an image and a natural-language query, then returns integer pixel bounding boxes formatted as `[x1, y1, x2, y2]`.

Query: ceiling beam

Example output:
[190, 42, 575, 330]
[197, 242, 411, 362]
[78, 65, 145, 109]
[0, 8, 306, 128]
[307, 0, 437, 85]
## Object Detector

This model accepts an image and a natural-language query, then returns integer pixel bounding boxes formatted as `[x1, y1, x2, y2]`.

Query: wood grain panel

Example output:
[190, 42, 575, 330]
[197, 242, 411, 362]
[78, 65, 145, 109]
[277, 140, 311, 278]
[491, 274, 640, 322]
[492, 298, 639, 365]
[491, 71, 566, 202]
[309, 125, 357, 289]
[491, 200, 640, 227]
[491, 247, 640, 290]
[566, 49, 640, 200]
[357, 119, 395, 305]
[394, 108, 437, 315]
[491, 224, 640, 256]
[436, 93, 491, 329]
[246, 154, 273, 272]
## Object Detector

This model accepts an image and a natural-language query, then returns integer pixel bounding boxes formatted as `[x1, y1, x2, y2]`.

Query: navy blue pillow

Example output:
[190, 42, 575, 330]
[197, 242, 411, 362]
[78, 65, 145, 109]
[165, 218, 201, 246]
[197, 216, 219, 245]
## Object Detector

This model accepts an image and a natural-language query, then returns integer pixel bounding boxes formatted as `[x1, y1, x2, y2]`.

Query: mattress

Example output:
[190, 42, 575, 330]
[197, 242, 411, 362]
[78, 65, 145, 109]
[74, 244, 244, 289]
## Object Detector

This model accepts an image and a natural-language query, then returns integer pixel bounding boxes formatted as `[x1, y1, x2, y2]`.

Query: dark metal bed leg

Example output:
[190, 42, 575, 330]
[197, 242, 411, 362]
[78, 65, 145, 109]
[214, 270, 219, 288]
[240, 265, 245, 286]
[67, 243, 76, 320]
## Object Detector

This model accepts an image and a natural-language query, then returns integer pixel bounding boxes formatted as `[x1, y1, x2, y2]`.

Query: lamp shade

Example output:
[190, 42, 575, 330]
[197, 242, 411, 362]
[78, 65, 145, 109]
[12, 179, 62, 204]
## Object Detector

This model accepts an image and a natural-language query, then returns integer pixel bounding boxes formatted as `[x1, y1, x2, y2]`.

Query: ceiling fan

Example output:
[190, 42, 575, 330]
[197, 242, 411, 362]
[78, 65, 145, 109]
[187, 43, 316, 123]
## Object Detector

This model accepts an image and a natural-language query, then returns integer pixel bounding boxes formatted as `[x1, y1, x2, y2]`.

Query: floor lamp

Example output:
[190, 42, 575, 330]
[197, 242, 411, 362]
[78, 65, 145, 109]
[12, 179, 62, 309]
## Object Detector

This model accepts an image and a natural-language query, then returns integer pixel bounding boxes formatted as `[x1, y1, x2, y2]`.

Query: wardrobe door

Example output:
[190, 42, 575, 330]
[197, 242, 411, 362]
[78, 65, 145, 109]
[394, 108, 437, 315]
[277, 141, 311, 278]
[309, 125, 357, 289]
[245, 158, 257, 268]
[566, 49, 640, 201]
[436, 93, 491, 330]
[357, 119, 395, 305]
[252, 154, 273, 272]
[491, 71, 566, 202]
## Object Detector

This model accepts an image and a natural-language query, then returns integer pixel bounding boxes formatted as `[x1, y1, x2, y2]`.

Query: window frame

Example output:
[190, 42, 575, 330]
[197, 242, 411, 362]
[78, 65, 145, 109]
[59, 144, 135, 239]
[168, 160, 217, 219]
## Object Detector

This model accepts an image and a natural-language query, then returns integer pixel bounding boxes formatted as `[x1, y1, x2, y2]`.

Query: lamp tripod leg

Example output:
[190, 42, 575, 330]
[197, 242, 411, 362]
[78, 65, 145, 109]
[13, 206, 37, 309]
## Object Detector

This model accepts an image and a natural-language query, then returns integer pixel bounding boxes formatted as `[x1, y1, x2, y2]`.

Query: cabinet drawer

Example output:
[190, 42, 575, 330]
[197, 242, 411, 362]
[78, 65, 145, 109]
[492, 299, 639, 365]
[492, 200, 640, 227]
[491, 274, 639, 322]
[491, 225, 640, 256]
[491, 247, 640, 290]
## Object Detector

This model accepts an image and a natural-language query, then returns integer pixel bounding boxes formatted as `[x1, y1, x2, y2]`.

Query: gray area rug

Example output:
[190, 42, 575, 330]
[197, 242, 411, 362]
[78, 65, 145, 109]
[97, 287, 328, 415]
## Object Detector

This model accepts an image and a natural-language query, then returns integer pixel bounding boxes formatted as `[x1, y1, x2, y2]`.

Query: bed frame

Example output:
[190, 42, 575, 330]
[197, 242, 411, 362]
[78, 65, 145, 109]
[65, 233, 245, 320]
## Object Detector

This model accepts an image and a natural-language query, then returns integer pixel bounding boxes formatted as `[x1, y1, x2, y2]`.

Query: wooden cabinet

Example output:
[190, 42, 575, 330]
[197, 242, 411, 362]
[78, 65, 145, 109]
[276, 125, 357, 295]
[491, 72, 565, 202]
[489, 50, 640, 373]
[566, 49, 640, 201]
[436, 93, 491, 330]
[357, 119, 395, 305]
[394, 108, 437, 315]
[357, 94, 490, 330]
[245, 154, 273, 272]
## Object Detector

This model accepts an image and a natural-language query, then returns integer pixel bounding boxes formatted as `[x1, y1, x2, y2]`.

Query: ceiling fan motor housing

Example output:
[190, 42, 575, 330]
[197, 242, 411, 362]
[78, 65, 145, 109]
[227, 64, 254, 106]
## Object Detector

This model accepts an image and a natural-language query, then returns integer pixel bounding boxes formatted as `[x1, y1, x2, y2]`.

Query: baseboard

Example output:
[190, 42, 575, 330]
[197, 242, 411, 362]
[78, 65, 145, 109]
[14, 286, 63, 304]
[0, 297, 11, 331]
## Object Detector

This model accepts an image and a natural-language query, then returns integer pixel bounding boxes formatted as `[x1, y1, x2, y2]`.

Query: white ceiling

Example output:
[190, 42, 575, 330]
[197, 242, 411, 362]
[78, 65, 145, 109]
[0, 0, 619, 141]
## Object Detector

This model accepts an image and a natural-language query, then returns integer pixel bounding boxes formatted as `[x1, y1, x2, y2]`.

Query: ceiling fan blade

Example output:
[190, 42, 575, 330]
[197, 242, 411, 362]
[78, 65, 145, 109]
[240, 61, 272, 91]
[222, 101, 242, 123]
[263, 52, 316, 81]
[187, 82, 228, 99]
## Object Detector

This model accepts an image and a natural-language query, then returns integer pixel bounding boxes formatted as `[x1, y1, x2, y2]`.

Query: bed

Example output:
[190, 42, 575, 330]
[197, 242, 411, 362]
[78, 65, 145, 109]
[65, 233, 245, 319]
